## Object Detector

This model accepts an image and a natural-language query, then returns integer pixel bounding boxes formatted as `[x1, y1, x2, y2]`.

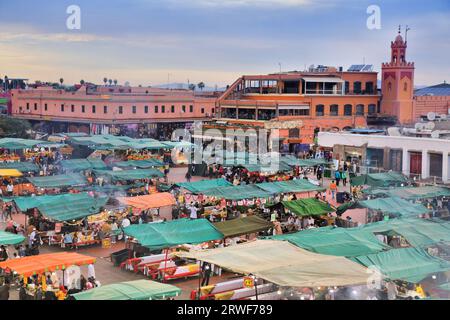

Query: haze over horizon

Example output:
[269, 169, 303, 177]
[0, 0, 448, 88]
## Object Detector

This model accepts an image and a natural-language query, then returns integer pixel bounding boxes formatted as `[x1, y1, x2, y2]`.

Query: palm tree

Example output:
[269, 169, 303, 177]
[103, 77, 108, 86]
[59, 78, 64, 86]
[108, 79, 113, 86]
[188, 84, 196, 91]
[113, 79, 118, 86]
[80, 80, 85, 85]
[197, 82, 205, 91]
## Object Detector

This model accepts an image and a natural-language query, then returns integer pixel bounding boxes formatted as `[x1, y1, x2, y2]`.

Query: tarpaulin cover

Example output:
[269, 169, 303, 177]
[281, 156, 329, 167]
[281, 198, 335, 217]
[27, 173, 87, 188]
[337, 197, 428, 217]
[213, 216, 273, 238]
[118, 192, 175, 210]
[0, 169, 23, 177]
[363, 186, 450, 200]
[0, 138, 46, 150]
[351, 172, 408, 187]
[93, 168, 164, 181]
[240, 162, 293, 173]
[178, 240, 370, 287]
[112, 159, 165, 169]
[0, 162, 40, 173]
[124, 218, 224, 249]
[200, 184, 273, 200]
[72, 280, 181, 300]
[269, 227, 391, 257]
[352, 247, 450, 283]
[257, 179, 325, 194]
[177, 178, 232, 193]
[60, 158, 107, 171]
[361, 218, 450, 248]
[70, 135, 176, 150]
[0, 252, 96, 277]
[13, 193, 108, 221]
[0, 231, 25, 245]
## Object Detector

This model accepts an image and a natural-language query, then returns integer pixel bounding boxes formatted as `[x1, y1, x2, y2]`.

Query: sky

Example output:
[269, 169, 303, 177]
[0, 0, 449, 88]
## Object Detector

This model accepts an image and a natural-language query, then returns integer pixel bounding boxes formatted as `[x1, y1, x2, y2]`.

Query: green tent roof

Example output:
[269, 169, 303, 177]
[112, 159, 165, 169]
[201, 184, 273, 200]
[72, 280, 181, 300]
[93, 168, 164, 181]
[352, 247, 450, 283]
[0, 138, 47, 150]
[70, 135, 175, 150]
[0, 162, 40, 173]
[257, 179, 325, 194]
[359, 197, 428, 217]
[268, 227, 391, 257]
[281, 156, 330, 167]
[27, 173, 87, 188]
[364, 186, 450, 200]
[124, 218, 223, 249]
[213, 216, 273, 238]
[281, 198, 335, 217]
[177, 178, 232, 193]
[13, 193, 108, 222]
[0, 231, 25, 245]
[351, 172, 408, 187]
[60, 158, 107, 172]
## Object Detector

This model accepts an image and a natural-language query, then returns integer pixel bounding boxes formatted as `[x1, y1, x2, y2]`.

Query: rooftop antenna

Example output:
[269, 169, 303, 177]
[405, 25, 411, 43]
[278, 62, 282, 74]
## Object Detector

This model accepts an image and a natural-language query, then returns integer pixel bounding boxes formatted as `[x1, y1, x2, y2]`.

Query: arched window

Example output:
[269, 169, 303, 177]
[344, 104, 353, 116]
[404, 82, 408, 92]
[356, 104, 365, 116]
[353, 81, 362, 94]
[315, 104, 324, 116]
[330, 104, 339, 116]
[388, 82, 392, 92]
[368, 104, 376, 115]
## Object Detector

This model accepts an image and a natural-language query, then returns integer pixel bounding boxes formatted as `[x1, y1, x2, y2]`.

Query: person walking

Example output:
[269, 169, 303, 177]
[329, 180, 337, 200]
[185, 170, 192, 183]
[342, 170, 348, 187]
[334, 170, 341, 186]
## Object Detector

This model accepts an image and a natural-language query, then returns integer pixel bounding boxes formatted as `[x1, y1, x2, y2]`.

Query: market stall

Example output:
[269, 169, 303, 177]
[350, 172, 409, 188]
[60, 158, 107, 172]
[27, 173, 87, 189]
[213, 216, 273, 239]
[0, 230, 25, 245]
[118, 192, 176, 221]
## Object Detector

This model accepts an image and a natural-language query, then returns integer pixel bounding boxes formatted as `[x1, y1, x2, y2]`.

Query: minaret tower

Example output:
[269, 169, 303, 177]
[381, 26, 415, 124]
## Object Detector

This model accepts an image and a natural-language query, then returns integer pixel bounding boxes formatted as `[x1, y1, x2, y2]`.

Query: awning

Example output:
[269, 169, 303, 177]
[27, 173, 87, 188]
[0, 162, 40, 173]
[124, 218, 224, 250]
[72, 280, 181, 300]
[281, 198, 335, 217]
[112, 159, 165, 169]
[118, 193, 175, 210]
[0, 252, 96, 277]
[178, 240, 370, 287]
[302, 77, 344, 83]
[201, 184, 273, 200]
[0, 138, 46, 150]
[269, 227, 391, 257]
[0, 231, 25, 245]
[352, 247, 450, 283]
[281, 156, 330, 167]
[363, 186, 450, 200]
[257, 179, 325, 194]
[0, 169, 23, 177]
[60, 158, 107, 172]
[351, 172, 408, 187]
[339, 197, 429, 217]
[93, 169, 164, 181]
[213, 216, 273, 238]
[176, 178, 232, 193]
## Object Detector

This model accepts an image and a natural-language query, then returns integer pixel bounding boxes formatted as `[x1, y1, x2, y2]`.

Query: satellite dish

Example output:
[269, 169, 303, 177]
[427, 112, 436, 121]
[440, 114, 447, 120]
[431, 131, 440, 139]
[424, 122, 436, 130]
[414, 123, 422, 130]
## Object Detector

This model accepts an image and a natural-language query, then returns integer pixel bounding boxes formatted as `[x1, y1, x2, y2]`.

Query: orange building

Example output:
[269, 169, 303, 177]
[215, 65, 380, 148]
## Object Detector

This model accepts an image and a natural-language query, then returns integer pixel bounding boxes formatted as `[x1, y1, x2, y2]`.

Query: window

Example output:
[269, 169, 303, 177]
[330, 104, 339, 116]
[44, 104, 48, 111]
[356, 104, 365, 116]
[404, 82, 408, 92]
[118, 106, 123, 114]
[388, 82, 392, 92]
[353, 82, 362, 94]
[71, 105, 75, 112]
[365, 82, 374, 94]
[201, 108, 205, 114]
[154, 105, 158, 113]
[345, 81, 350, 94]
[211, 108, 215, 114]
[368, 104, 376, 115]
[182, 105, 186, 113]
[132, 106, 136, 114]
[344, 104, 353, 116]
[26, 103, 30, 110]
[171, 105, 175, 113]
[144, 106, 148, 114]
[104, 106, 108, 114]
[92, 105, 96, 113]
[315, 104, 324, 116]
[34, 103, 37, 110]
[161, 105, 165, 113]
[61, 104, 64, 112]
[189, 105, 193, 113]
[82, 105, 85, 113]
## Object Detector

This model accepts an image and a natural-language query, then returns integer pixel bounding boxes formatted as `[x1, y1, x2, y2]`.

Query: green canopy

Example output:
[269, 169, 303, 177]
[112, 159, 165, 169]
[351, 172, 408, 187]
[70, 135, 175, 151]
[13, 193, 108, 222]
[72, 280, 181, 300]
[93, 169, 164, 181]
[60, 158, 107, 172]
[352, 247, 450, 283]
[0, 162, 40, 173]
[281, 198, 335, 217]
[213, 216, 273, 238]
[0, 231, 25, 245]
[177, 178, 232, 193]
[281, 156, 329, 167]
[362, 218, 450, 248]
[257, 179, 325, 194]
[124, 218, 223, 249]
[240, 162, 292, 173]
[337, 197, 428, 217]
[364, 186, 450, 200]
[27, 173, 87, 188]
[268, 227, 391, 257]
[201, 184, 273, 200]
[0, 138, 46, 150]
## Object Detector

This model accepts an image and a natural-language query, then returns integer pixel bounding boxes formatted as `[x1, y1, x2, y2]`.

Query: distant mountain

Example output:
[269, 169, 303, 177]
[153, 83, 225, 92]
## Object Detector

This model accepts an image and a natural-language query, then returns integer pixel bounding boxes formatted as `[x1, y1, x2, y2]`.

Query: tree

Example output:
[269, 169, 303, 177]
[108, 79, 113, 86]
[197, 82, 205, 91]
[103, 77, 108, 86]
[113, 79, 118, 86]
[0, 117, 32, 138]
[188, 84, 196, 91]
[59, 78, 64, 86]
[80, 80, 85, 85]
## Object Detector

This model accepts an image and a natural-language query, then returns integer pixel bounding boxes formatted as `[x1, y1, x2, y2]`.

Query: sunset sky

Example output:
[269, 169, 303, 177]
[0, 0, 448, 87]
